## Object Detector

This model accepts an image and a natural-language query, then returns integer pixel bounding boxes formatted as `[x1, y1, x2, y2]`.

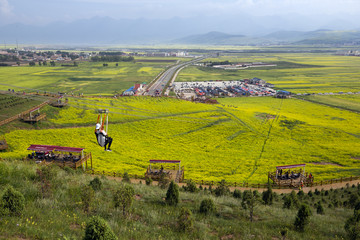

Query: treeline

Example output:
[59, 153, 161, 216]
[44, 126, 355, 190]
[207, 60, 230, 66]
[91, 55, 134, 62]
[99, 51, 124, 56]
[0, 54, 19, 62]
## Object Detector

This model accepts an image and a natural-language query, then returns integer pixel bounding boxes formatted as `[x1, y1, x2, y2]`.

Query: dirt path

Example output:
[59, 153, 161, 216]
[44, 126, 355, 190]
[103, 175, 360, 194]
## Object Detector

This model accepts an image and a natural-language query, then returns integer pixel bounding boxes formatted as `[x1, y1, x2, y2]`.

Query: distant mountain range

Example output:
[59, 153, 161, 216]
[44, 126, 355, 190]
[173, 30, 360, 45]
[0, 16, 360, 46]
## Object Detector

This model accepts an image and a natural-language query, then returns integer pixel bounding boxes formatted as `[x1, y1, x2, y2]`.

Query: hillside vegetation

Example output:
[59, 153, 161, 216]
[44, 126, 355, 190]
[0, 160, 359, 239]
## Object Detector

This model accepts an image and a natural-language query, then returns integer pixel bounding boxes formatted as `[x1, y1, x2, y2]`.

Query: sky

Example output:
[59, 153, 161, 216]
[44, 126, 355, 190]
[1, 0, 360, 26]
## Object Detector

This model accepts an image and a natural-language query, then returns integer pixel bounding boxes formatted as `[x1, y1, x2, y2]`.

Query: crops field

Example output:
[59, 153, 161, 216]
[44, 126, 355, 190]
[177, 53, 360, 93]
[299, 94, 360, 112]
[1, 96, 359, 184]
[0, 60, 175, 95]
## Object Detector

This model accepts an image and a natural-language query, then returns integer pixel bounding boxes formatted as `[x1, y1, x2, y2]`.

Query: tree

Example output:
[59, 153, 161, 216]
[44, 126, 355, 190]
[89, 177, 102, 191]
[316, 201, 325, 215]
[122, 172, 130, 183]
[177, 207, 193, 232]
[200, 198, 216, 215]
[294, 204, 312, 231]
[345, 210, 360, 240]
[242, 190, 259, 221]
[81, 185, 95, 213]
[113, 185, 134, 216]
[233, 189, 242, 199]
[214, 179, 230, 197]
[262, 182, 274, 205]
[166, 181, 179, 206]
[184, 180, 197, 193]
[29, 61, 35, 66]
[83, 216, 117, 240]
[50, 61, 56, 66]
[0, 185, 25, 216]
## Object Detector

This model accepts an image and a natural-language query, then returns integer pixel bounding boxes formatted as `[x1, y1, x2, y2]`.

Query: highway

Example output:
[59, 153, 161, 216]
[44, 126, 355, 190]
[145, 56, 208, 96]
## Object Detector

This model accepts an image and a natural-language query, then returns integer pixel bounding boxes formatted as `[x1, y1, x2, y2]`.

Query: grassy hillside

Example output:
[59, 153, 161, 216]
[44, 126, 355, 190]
[1, 96, 359, 184]
[0, 160, 358, 239]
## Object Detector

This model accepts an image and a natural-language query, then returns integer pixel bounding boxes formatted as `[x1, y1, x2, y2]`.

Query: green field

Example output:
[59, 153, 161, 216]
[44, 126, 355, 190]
[0, 60, 176, 95]
[177, 53, 360, 93]
[1, 96, 359, 184]
[299, 94, 360, 112]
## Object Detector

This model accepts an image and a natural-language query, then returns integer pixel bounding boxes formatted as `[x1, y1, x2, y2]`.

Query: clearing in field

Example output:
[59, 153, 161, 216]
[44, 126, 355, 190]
[1, 96, 359, 184]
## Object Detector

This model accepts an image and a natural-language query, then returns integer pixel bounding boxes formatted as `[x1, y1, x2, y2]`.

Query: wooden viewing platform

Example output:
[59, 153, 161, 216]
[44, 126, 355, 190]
[20, 107, 46, 123]
[268, 164, 313, 188]
[0, 137, 8, 151]
[26, 144, 92, 170]
[145, 160, 184, 183]
[50, 98, 68, 108]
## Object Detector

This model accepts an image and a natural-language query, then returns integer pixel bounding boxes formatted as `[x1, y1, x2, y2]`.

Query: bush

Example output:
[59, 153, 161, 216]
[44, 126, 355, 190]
[214, 180, 230, 197]
[283, 195, 293, 209]
[345, 210, 360, 240]
[166, 181, 179, 206]
[316, 201, 325, 215]
[0, 185, 25, 216]
[84, 216, 117, 240]
[81, 185, 95, 213]
[184, 180, 197, 193]
[294, 204, 312, 231]
[122, 172, 131, 183]
[145, 177, 153, 186]
[200, 198, 215, 214]
[113, 185, 135, 216]
[178, 207, 194, 232]
[262, 183, 273, 205]
[233, 189, 242, 199]
[89, 177, 102, 191]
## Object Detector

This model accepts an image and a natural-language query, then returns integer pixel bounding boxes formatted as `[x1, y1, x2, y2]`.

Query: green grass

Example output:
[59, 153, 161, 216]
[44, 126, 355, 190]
[177, 53, 360, 93]
[0, 160, 357, 239]
[1, 96, 359, 184]
[0, 61, 172, 95]
[299, 94, 360, 112]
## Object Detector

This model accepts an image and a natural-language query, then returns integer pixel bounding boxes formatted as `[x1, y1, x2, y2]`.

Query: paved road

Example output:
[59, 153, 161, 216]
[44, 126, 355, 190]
[145, 56, 208, 96]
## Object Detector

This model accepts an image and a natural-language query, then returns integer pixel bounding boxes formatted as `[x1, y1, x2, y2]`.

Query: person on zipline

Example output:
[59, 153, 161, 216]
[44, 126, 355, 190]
[95, 123, 113, 151]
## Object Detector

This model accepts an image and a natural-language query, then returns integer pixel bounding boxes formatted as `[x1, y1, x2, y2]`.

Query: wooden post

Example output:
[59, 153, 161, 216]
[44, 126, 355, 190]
[258, 183, 260, 188]
[113, 172, 115, 177]
[350, 176, 352, 181]
[235, 182, 237, 187]
[341, 177, 343, 183]
[321, 181, 323, 186]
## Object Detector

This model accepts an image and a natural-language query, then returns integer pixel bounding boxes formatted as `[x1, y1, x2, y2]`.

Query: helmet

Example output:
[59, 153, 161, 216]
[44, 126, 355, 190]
[95, 123, 101, 129]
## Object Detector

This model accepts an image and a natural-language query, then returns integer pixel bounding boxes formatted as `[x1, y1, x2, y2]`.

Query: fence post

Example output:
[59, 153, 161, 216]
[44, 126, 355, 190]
[234, 182, 237, 187]
[258, 183, 260, 188]
[135, 174, 137, 179]
[201, 180, 204, 185]
[350, 176, 352, 181]
[103, 170, 105, 176]
[321, 181, 323, 186]
[341, 177, 343, 183]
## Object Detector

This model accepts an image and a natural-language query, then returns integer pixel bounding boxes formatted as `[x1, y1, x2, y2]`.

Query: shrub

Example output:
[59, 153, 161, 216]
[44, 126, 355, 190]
[81, 185, 95, 213]
[280, 227, 288, 240]
[145, 177, 153, 186]
[214, 180, 230, 197]
[242, 190, 259, 221]
[89, 177, 102, 192]
[184, 180, 197, 193]
[283, 195, 293, 209]
[83, 216, 117, 240]
[166, 181, 179, 206]
[177, 207, 193, 232]
[0, 185, 25, 216]
[316, 201, 325, 215]
[345, 210, 360, 240]
[233, 189, 242, 199]
[262, 183, 273, 205]
[158, 172, 170, 189]
[200, 198, 215, 214]
[297, 190, 305, 198]
[113, 185, 135, 216]
[308, 190, 313, 197]
[349, 194, 359, 208]
[294, 204, 312, 231]
[122, 172, 131, 183]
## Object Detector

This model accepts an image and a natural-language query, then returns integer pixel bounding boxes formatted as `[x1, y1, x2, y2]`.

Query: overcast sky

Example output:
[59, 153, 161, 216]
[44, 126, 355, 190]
[1, 0, 360, 26]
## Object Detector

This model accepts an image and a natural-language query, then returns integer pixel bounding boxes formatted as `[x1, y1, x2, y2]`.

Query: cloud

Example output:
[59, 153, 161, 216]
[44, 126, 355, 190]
[0, 0, 13, 16]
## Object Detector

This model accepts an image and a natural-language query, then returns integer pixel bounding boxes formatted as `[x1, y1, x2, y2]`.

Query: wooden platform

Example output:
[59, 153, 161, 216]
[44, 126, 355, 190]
[0, 139, 8, 151]
[268, 172, 313, 188]
[145, 166, 184, 183]
[21, 113, 46, 123]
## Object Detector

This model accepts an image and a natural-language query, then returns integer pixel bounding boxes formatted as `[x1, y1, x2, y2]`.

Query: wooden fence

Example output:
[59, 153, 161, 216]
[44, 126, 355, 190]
[0, 100, 50, 126]
[85, 169, 360, 189]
